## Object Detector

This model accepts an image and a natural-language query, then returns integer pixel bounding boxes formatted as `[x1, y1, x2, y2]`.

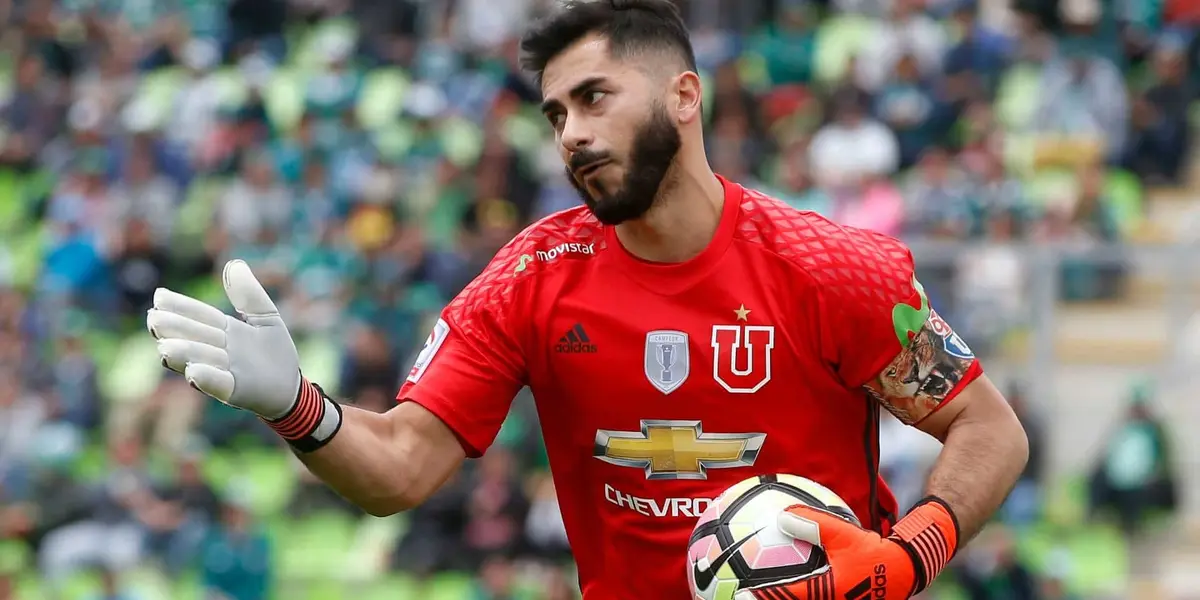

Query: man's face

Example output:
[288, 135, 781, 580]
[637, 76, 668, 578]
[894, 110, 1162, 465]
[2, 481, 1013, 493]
[540, 35, 682, 225]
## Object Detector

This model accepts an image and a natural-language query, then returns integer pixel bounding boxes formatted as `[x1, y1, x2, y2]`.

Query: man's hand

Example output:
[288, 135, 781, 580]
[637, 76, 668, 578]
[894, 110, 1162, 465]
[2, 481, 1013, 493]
[147, 259, 301, 418]
[147, 260, 342, 452]
[756, 499, 960, 600]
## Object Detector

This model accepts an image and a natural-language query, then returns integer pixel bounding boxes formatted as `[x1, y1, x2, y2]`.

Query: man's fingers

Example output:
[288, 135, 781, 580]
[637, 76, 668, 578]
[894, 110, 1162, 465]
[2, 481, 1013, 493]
[183, 363, 235, 404]
[152, 288, 228, 330]
[778, 504, 862, 551]
[147, 309, 226, 348]
[157, 339, 229, 374]
[223, 260, 279, 318]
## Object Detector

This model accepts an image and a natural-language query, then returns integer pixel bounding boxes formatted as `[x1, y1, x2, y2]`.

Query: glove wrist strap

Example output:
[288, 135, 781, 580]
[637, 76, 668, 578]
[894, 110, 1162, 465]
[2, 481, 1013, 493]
[262, 377, 343, 453]
[888, 496, 960, 596]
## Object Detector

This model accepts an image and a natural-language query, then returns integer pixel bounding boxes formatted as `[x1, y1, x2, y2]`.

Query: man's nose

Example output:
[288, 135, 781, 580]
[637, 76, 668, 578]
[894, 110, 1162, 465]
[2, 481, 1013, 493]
[560, 116, 593, 153]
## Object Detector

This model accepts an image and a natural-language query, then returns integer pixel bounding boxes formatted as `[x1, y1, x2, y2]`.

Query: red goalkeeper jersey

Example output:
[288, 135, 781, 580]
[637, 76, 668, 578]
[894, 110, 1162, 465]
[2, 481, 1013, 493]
[396, 176, 982, 599]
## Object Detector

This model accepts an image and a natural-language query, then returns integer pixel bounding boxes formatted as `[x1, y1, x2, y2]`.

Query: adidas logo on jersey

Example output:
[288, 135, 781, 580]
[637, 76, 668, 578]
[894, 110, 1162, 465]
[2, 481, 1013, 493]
[555, 324, 597, 353]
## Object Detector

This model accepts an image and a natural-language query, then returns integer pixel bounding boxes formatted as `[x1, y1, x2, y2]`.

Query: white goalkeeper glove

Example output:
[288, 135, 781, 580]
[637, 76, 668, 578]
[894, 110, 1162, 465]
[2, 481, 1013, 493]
[146, 259, 342, 452]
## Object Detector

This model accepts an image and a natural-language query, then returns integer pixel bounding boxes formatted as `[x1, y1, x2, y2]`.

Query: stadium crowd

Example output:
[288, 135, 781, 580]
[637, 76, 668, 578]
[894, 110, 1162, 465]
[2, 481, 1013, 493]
[0, 0, 1194, 598]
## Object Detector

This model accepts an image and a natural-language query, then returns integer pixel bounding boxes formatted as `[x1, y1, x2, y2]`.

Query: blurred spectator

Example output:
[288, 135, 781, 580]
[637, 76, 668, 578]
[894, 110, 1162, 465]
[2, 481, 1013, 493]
[523, 474, 571, 564]
[49, 328, 102, 433]
[955, 205, 1027, 346]
[217, 153, 292, 249]
[765, 144, 833, 215]
[392, 471, 471, 576]
[109, 217, 171, 318]
[954, 527, 1039, 600]
[38, 439, 148, 584]
[142, 451, 222, 576]
[967, 151, 1026, 231]
[1088, 385, 1178, 536]
[340, 325, 403, 399]
[857, 0, 948, 91]
[1050, 164, 1126, 301]
[709, 61, 772, 183]
[464, 448, 529, 569]
[167, 39, 226, 153]
[875, 52, 949, 168]
[1035, 46, 1128, 166]
[1125, 35, 1194, 185]
[748, 0, 819, 86]
[106, 145, 180, 249]
[199, 493, 271, 600]
[0, 369, 46, 503]
[0, 52, 61, 150]
[472, 554, 520, 600]
[902, 147, 975, 238]
[112, 376, 204, 454]
[943, 0, 1013, 95]
[809, 91, 900, 188]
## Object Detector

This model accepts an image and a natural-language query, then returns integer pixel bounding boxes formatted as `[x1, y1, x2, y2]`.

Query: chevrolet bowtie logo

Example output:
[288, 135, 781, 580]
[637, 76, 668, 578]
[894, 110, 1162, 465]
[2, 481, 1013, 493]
[593, 420, 766, 480]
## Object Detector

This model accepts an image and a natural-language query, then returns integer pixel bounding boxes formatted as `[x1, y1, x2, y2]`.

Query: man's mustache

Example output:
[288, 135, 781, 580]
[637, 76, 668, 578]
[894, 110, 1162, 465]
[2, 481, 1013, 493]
[569, 151, 612, 174]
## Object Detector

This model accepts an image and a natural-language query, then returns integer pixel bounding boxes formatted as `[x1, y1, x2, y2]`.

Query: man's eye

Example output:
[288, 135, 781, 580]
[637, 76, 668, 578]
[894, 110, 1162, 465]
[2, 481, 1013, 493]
[549, 113, 565, 128]
[586, 91, 607, 105]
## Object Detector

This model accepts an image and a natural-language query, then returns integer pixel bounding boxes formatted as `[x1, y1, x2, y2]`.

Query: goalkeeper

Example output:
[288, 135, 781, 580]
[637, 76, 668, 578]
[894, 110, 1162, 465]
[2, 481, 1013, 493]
[147, 3, 1029, 598]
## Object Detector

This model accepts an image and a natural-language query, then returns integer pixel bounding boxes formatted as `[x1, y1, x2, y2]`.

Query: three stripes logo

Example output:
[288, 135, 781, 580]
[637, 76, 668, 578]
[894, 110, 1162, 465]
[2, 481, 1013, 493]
[842, 572, 887, 600]
[555, 323, 597, 353]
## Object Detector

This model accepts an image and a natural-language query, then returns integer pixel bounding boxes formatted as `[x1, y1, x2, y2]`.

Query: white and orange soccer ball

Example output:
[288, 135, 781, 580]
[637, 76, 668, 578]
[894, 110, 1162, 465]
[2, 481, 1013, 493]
[686, 474, 860, 600]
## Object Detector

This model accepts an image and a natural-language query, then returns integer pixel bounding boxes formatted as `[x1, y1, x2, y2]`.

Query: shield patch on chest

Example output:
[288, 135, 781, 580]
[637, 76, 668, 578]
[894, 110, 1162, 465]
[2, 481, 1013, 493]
[644, 330, 689, 395]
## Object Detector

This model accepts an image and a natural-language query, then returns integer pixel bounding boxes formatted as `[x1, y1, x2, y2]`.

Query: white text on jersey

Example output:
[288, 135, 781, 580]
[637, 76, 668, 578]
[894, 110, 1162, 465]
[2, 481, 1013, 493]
[537, 242, 595, 262]
[604, 484, 713, 518]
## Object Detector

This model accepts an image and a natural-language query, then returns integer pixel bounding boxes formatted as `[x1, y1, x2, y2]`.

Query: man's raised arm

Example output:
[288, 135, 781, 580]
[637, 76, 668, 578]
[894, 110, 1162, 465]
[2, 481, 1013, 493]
[148, 259, 527, 516]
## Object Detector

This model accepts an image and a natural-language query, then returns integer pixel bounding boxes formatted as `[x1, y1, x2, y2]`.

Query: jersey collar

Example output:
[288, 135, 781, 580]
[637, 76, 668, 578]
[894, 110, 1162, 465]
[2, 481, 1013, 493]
[602, 174, 742, 295]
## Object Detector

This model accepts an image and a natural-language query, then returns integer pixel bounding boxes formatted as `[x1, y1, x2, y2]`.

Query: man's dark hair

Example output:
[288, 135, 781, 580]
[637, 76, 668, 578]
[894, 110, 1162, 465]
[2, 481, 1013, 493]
[519, 0, 698, 86]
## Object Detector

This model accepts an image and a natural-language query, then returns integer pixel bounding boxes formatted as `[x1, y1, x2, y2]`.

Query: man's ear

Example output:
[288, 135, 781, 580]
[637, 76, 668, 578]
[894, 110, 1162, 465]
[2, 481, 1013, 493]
[673, 71, 703, 125]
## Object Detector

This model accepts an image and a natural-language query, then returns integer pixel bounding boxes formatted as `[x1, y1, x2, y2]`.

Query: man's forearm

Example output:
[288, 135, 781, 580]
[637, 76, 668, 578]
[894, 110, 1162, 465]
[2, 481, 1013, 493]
[923, 408, 1029, 544]
[294, 402, 462, 516]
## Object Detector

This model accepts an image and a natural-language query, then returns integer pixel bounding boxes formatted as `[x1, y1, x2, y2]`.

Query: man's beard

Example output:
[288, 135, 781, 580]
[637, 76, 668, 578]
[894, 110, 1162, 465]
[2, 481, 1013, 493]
[565, 103, 682, 225]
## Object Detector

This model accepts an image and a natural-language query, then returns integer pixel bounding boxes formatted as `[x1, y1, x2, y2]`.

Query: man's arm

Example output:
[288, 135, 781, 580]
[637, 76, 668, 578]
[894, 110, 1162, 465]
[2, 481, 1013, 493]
[770, 223, 1030, 599]
[151, 252, 530, 520]
[298, 246, 532, 515]
[914, 373, 1029, 543]
[809, 224, 1027, 540]
[289, 289, 527, 517]
[295, 401, 466, 516]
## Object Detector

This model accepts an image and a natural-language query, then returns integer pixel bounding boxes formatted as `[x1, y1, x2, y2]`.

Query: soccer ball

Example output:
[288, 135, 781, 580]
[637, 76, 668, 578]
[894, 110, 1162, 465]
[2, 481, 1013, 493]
[686, 474, 860, 600]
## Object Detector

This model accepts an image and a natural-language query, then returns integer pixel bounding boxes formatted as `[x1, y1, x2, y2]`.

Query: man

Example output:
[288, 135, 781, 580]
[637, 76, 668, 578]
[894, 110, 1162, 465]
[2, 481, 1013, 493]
[146, 1, 1029, 598]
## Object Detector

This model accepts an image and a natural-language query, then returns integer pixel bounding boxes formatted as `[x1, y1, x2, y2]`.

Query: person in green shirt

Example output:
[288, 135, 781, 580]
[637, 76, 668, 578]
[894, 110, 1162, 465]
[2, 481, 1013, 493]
[1088, 384, 1178, 535]
[748, 0, 818, 86]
